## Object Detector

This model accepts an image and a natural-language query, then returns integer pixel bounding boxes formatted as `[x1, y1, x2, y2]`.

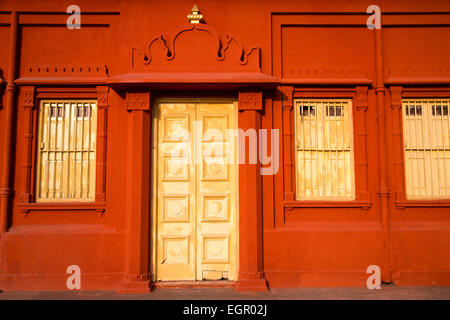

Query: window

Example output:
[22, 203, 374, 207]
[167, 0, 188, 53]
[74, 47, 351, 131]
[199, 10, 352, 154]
[294, 99, 355, 200]
[36, 100, 97, 202]
[402, 99, 450, 199]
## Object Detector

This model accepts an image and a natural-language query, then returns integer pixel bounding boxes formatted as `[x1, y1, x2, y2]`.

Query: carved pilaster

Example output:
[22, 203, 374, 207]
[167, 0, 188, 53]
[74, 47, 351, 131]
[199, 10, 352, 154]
[354, 86, 369, 202]
[390, 86, 405, 202]
[19, 86, 36, 204]
[279, 86, 294, 201]
[236, 89, 268, 292]
[95, 86, 109, 203]
[120, 89, 152, 293]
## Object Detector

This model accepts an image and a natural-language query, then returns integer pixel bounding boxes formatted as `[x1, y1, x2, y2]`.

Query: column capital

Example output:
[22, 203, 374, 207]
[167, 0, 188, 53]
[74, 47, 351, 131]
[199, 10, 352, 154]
[355, 86, 368, 111]
[238, 90, 263, 112]
[279, 86, 294, 110]
[390, 86, 403, 109]
[21, 86, 35, 109]
[126, 90, 151, 112]
[96, 85, 109, 108]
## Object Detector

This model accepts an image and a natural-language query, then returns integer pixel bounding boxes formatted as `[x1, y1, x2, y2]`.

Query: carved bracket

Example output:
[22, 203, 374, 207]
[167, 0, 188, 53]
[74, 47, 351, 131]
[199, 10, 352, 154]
[355, 86, 368, 111]
[126, 91, 151, 112]
[97, 85, 109, 108]
[238, 91, 263, 112]
[279, 86, 294, 110]
[390, 86, 403, 109]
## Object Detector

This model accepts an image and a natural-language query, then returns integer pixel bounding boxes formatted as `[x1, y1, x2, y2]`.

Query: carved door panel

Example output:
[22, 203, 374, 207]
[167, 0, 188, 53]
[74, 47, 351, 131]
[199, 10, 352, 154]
[196, 103, 237, 281]
[154, 101, 238, 281]
[155, 103, 196, 281]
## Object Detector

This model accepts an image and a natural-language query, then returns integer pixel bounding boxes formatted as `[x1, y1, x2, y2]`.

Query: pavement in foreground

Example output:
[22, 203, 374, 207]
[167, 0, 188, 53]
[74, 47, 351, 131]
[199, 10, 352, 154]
[0, 285, 449, 300]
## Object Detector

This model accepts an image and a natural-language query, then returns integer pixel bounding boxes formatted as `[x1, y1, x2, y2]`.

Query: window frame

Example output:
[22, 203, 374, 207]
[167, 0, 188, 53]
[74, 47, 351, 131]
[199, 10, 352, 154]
[17, 86, 108, 216]
[282, 87, 372, 210]
[35, 99, 98, 203]
[391, 87, 450, 209]
[293, 98, 356, 201]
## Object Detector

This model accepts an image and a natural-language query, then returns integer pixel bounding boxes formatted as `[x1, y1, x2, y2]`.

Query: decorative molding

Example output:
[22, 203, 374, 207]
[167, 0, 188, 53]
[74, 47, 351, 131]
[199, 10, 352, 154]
[285, 66, 369, 79]
[386, 66, 450, 84]
[17, 203, 107, 217]
[387, 66, 450, 78]
[126, 91, 151, 111]
[238, 91, 262, 111]
[24, 64, 109, 76]
[390, 86, 403, 109]
[131, 8, 260, 70]
[284, 200, 372, 210]
[16, 64, 109, 85]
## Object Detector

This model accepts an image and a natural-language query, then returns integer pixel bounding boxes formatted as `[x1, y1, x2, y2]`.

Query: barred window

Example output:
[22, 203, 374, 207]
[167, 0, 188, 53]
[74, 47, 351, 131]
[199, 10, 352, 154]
[294, 99, 355, 200]
[402, 99, 450, 199]
[36, 100, 97, 202]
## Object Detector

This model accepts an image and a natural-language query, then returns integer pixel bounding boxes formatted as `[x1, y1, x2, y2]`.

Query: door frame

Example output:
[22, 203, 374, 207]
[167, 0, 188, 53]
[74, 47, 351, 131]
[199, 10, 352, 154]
[150, 97, 240, 282]
[119, 89, 269, 293]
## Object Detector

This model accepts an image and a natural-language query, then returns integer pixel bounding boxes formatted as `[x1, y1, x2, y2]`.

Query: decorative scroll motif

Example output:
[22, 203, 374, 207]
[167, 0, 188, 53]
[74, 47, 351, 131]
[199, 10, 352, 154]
[25, 64, 109, 76]
[126, 91, 150, 111]
[132, 7, 259, 68]
[238, 91, 263, 111]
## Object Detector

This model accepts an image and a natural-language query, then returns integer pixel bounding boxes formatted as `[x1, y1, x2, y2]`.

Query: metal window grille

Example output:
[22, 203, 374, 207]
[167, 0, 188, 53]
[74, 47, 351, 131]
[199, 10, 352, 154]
[294, 99, 355, 200]
[402, 99, 450, 199]
[36, 100, 97, 202]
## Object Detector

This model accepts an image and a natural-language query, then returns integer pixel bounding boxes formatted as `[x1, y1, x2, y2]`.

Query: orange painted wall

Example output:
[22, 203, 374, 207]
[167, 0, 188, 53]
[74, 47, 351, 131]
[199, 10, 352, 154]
[0, 0, 449, 291]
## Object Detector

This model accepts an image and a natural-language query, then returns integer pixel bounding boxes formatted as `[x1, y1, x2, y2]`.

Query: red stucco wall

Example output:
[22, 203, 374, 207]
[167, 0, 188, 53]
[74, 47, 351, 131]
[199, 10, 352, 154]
[0, 0, 449, 292]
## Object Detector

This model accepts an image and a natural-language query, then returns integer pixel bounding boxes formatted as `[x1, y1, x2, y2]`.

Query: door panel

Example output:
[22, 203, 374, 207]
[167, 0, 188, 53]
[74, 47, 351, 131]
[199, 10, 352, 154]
[154, 101, 238, 281]
[196, 103, 237, 280]
[156, 103, 196, 281]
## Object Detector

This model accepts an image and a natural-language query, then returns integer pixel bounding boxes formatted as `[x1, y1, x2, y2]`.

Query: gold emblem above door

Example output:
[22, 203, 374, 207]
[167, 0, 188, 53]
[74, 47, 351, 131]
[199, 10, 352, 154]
[152, 100, 238, 281]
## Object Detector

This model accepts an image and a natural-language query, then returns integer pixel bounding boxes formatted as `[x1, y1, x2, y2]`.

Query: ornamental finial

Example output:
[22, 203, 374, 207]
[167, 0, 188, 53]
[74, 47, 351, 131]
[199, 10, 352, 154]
[187, 4, 203, 24]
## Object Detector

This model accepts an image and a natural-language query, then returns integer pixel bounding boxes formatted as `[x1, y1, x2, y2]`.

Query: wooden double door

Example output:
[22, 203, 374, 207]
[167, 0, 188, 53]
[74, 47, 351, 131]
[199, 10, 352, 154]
[152, 99, 238, 281]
